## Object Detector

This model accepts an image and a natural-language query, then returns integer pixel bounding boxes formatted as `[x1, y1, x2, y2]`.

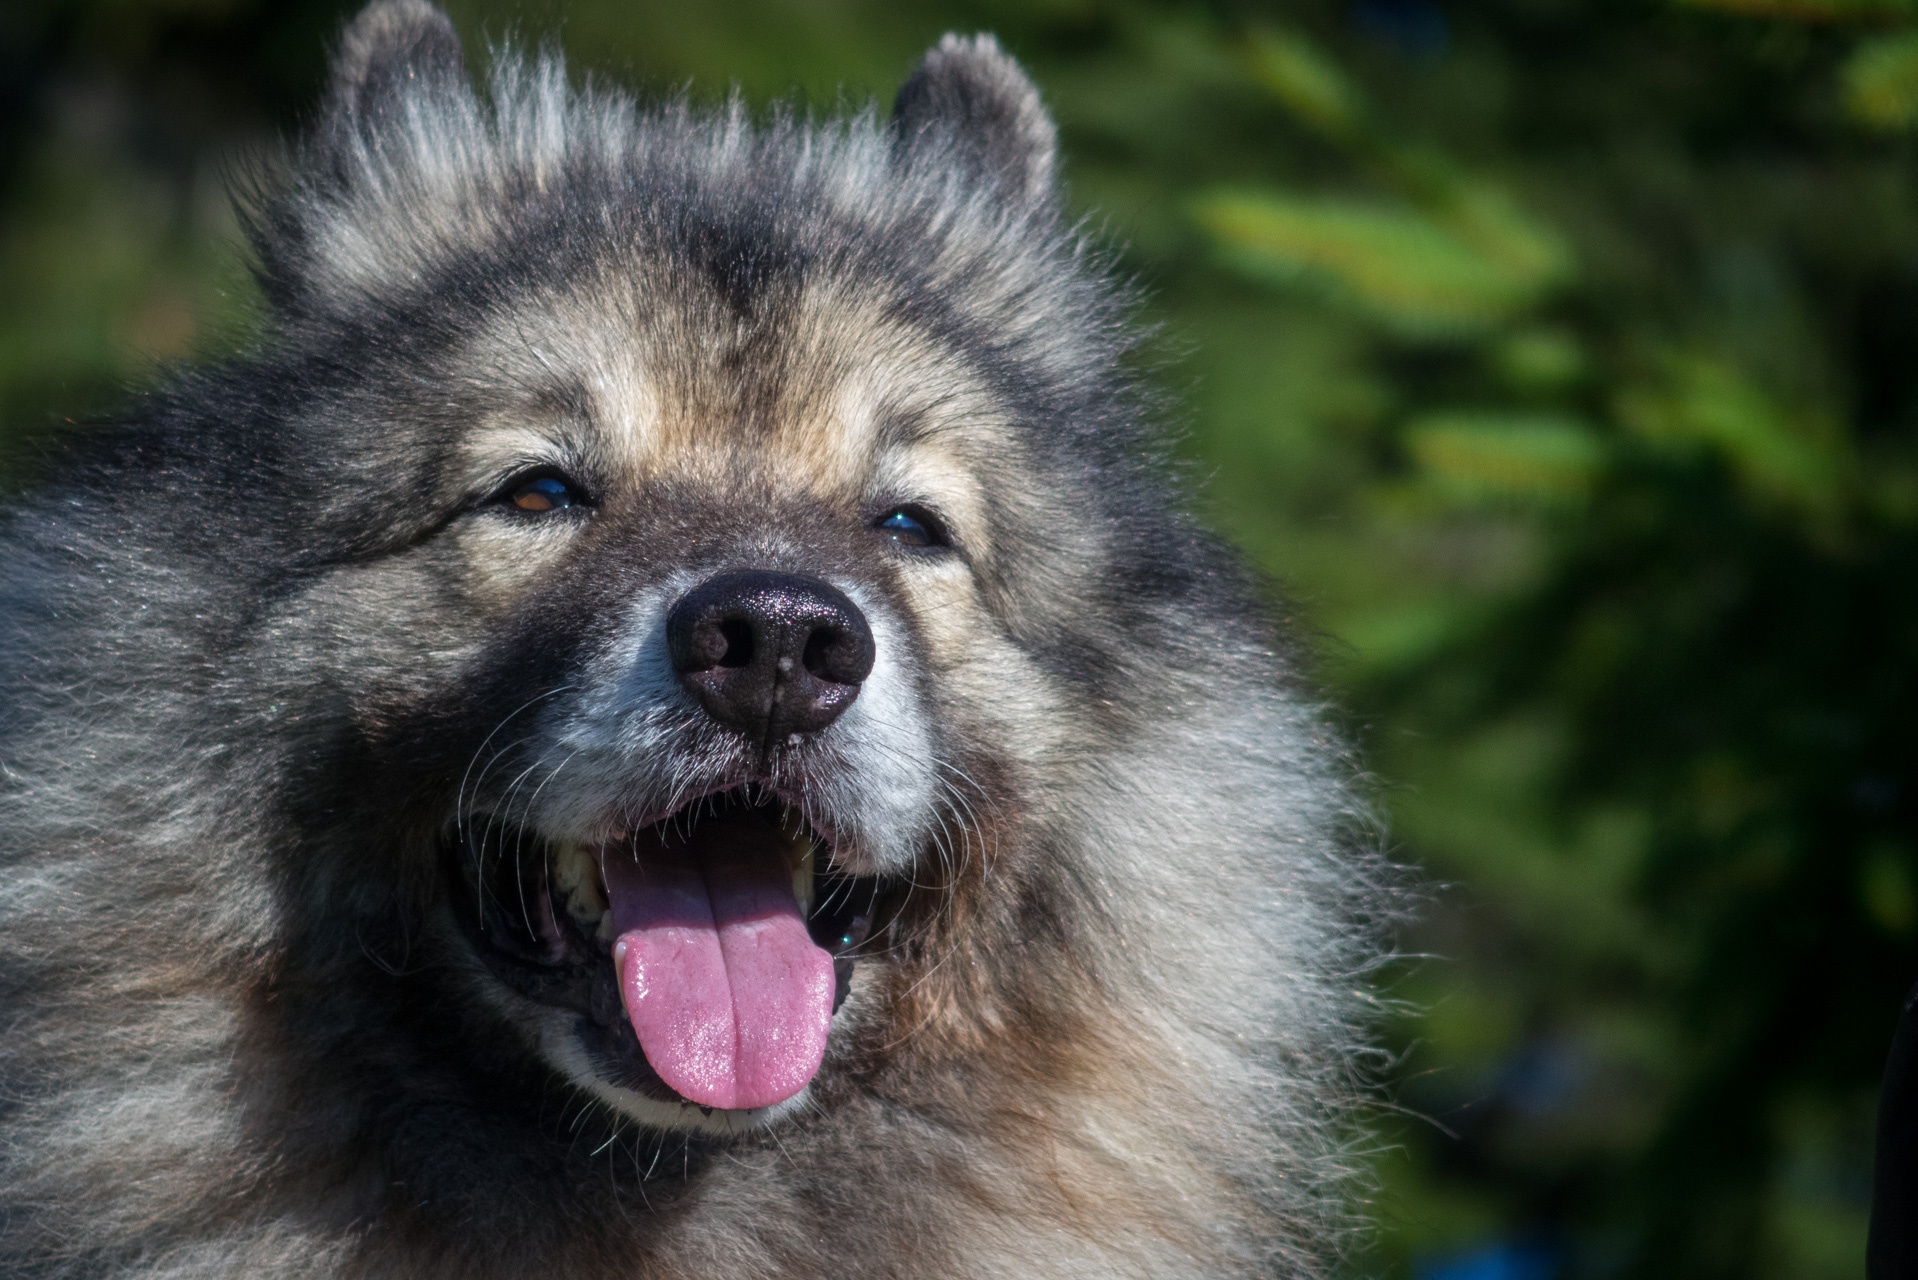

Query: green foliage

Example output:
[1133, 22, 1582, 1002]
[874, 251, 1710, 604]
[1616, 354, 1852, 524]
[1246, 26, 1367, 138]
[1200, 24, 1570, 338]
[1186, 5, 1916, 1278]
[1195, 191, 1557, 334]
[2, 2, 1915, 1278]
[1845, 30, 1918, 128]
[1682, 0, 1912, 19]
[1403, 412, 1606, 504]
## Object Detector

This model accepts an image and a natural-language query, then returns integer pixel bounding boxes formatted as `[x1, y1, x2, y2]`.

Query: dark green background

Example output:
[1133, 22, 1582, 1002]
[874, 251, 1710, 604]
[5, 0, 1915, 1275]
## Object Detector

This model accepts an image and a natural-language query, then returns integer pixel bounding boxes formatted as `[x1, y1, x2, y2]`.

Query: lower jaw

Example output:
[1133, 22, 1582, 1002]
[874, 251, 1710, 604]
[446, 791, 884, 1118]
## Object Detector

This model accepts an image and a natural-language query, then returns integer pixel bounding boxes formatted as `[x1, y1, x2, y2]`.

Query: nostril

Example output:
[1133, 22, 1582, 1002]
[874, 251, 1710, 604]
[672, 615, 732, 673]
[802, 625, 873, 686]
[716, 618, 755, 669]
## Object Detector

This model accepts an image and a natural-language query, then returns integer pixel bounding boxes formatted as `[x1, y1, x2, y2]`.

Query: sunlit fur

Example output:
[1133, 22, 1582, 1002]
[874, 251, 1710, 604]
[0, 3, 1390, 1276]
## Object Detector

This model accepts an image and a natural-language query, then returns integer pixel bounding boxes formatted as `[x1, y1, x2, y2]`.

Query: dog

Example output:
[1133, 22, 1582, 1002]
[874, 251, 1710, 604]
[0, 3, 1384, 1275]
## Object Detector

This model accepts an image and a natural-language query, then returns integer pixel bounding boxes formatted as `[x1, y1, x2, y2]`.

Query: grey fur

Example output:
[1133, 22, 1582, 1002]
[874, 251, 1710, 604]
[0, 4, 1389, 1276]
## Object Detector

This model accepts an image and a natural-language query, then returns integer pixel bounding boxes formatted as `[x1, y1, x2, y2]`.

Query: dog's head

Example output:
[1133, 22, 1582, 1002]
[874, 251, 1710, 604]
[229, 1, 1199, 1136]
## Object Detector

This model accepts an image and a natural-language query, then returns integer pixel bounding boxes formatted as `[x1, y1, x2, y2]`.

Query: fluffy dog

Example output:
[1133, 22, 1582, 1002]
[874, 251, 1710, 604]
[0, 3, 1383, 1275]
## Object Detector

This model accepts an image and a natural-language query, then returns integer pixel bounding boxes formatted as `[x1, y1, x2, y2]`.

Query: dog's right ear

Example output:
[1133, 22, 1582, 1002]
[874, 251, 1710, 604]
[256, 0, 469, 312]
[325, 0, 465, 122]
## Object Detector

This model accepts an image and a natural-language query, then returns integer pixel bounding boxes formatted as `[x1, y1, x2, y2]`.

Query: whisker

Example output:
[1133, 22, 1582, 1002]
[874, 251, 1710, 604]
[455, 685, 576, 833]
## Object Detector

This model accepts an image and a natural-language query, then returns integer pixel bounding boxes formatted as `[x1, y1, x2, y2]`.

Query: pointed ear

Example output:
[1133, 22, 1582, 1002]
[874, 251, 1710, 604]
[326, 0, 465, 119]
[891, 34, 1058, 206]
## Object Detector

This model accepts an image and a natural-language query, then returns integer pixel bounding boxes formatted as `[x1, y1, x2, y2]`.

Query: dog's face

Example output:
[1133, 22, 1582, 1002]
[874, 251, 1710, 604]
[244, 11, 1138, 1138]
[419, 269, 1044, 1133]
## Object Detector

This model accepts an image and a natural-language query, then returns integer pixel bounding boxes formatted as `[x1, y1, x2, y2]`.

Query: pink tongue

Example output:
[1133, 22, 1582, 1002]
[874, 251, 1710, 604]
[599, 835, 833, 1111]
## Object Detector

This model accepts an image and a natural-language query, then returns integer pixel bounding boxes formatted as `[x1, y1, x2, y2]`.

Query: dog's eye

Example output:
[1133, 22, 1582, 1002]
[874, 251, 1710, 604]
[875, 506, 946, 549]
[499, 473, 585, 514]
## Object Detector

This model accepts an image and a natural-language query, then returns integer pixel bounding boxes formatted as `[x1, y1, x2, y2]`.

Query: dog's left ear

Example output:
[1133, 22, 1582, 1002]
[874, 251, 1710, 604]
[891, 34, 1057, 206]
[326, 0, 466, 122]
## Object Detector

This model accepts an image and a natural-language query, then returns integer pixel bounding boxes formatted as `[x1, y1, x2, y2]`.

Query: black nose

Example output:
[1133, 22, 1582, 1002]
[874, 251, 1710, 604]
[665, 570, 876, 743]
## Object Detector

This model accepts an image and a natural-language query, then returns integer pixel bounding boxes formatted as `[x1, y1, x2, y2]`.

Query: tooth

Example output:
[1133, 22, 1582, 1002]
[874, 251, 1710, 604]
[552, 841, 590, 894]
[552, 840, 610, 937]
[776, 805, 816, 914]
[788, 830, 815, 917]
[774, 806, 813, 912]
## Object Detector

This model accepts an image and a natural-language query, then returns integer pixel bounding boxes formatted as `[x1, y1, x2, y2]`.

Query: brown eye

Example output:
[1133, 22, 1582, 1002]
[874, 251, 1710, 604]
[501, 474, 583, 514]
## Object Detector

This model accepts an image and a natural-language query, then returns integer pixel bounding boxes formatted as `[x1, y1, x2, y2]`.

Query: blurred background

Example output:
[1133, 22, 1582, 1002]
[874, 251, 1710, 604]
[2, 0, 1914, 1274]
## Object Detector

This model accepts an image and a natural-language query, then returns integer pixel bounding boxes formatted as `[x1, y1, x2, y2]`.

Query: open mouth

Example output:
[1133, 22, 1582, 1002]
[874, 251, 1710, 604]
[449, 788, 882, 1113]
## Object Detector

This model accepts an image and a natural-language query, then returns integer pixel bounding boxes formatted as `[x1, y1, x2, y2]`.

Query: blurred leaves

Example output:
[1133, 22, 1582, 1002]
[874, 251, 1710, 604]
[1404, 412, 1607, 505]
[1184, 6, 1914, 1279]
[1245, 25, 1366, 140]
[1491, 329, 1589, 394]
[1198, 24, 1570, 337]
[1860, 844, 1918, 939]
[1844, 30, 1918, 128]
[1195, 191, 1562, 334]
[1679, 0, 1914, 19]
[1617, 353, 1852, 522]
